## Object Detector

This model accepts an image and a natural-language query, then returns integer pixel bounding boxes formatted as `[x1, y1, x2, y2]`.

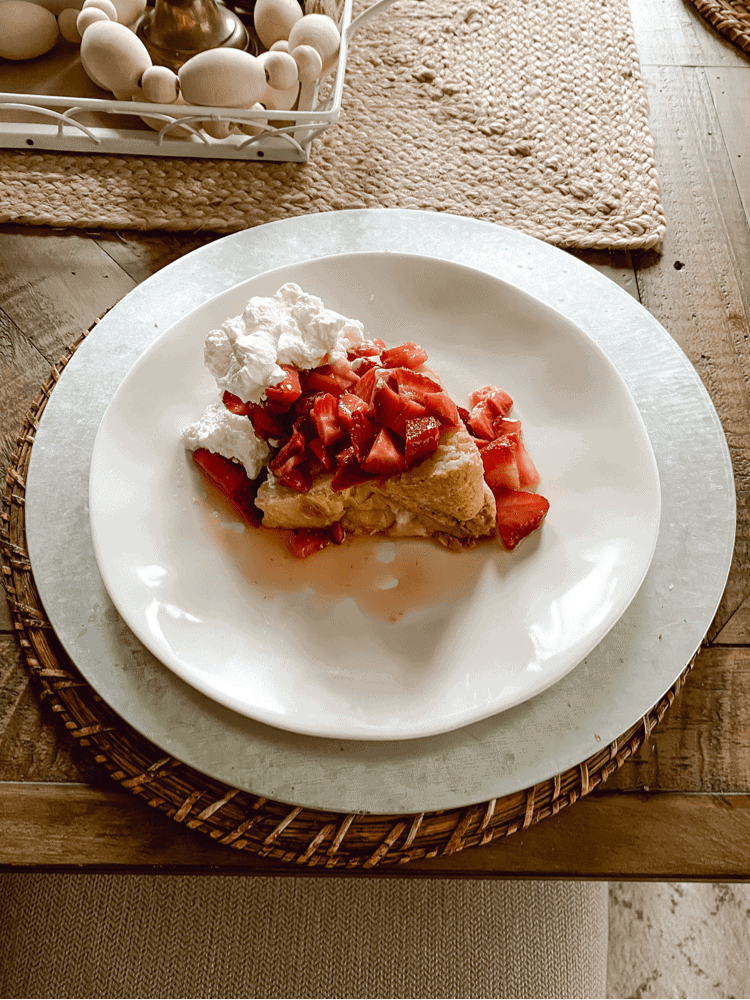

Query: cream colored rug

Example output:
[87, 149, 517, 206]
[0, 0, 665, 249]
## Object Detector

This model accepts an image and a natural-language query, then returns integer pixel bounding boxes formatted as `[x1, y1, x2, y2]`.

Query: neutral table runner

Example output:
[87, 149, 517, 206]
[0, 0, 666, 249]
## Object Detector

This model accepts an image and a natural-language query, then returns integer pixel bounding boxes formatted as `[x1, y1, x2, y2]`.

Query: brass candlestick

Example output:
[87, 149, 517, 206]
[135, 0, 254, 72]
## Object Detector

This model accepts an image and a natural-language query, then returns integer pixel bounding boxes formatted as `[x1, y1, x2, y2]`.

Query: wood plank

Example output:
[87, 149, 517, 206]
[713, 595, 750, 644]
[0, 226, 136, 362]
[606, 644, 750, 791]
[707, 67, 750, 228]
[629, 0, 750, 68]
[632, 63, 750, 635]
[1, 782, 749, 878]
[90, 231, 219, 286]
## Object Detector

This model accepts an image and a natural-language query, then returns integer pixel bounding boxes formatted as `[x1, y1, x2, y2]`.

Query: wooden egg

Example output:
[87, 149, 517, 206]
[259, 49, 298, 92]
[0, 0, 59, 59]
[0, 0, 81, 15]
[76, 4, 109, 33]
[81, 0, 116, 18]
[253, 0, 302, 49]
[179, 49, 265, 108]
[58, 6, 81, 40]
[79, 20, 151, 99]
[139, 64, 179, 104]
[291, 42, 321, 82]
[288, 13, 339, 74]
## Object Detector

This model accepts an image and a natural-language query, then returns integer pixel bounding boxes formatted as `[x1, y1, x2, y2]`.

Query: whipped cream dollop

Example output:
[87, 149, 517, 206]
[204, 282, 366, 404]
[181, 401, 269, 479]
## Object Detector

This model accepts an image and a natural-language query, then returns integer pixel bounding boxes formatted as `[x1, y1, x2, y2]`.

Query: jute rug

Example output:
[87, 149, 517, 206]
[0, 0, 666, 250]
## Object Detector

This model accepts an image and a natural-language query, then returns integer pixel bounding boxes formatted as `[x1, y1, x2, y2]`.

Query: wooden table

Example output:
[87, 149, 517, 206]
[2, 0, 750, 878]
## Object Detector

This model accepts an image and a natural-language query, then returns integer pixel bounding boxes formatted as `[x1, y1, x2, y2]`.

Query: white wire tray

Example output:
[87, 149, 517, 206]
[0, 0, 392, 162]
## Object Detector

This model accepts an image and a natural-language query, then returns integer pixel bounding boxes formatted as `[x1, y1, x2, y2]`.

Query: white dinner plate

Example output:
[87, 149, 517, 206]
[89, 251, 661, 740]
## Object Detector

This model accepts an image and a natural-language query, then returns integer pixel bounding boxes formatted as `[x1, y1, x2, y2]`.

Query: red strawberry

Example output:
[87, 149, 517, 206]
[304, 365, 343, 396]
[373, 382, 428, 436]
[349, 409, 377, 461]
[404, 416, 441, 465]
[308, 437, 334, 471]
[311, 393, 345, 448]
[380, 341, 429, 370]
[348, 338, 386, 360]
[423, 390, 460, 427]
[286, 528, 331, 558]
[469, 385, 514, 417]
[492, 487, 550, 550]
[264, 364, 301, 411]
[192, 449, 263, 527]
[222, 391, 251, 416]
[480, 438, 521, 490]
[509, 433, 540, 489]
[248, 404, 287, 441]
[493, 417, 522, 439]
[361, 427, 408, 476]
[329, 357, 360, 389]
[331, 446, 373, 491]
[390, 368, 442, 401]
[352, 366, 390, 404]
[467, 399, 496, 439]
[337, 392, 369, 433]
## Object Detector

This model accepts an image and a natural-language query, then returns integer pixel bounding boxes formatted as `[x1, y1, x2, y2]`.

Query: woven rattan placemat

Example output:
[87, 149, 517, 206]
[0, 0, 666, 250]
[688, 0, 750, 55]
[1, 330, 695, 867]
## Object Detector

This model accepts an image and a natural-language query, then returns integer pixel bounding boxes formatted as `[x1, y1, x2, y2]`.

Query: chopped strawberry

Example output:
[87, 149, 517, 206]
[492, 487, 550, 550]
[331, 446, 373, 491]
[222, 391, 251, 416]
[311, 393, 345, 448]
[337, 392, 369, 433]
[361, 427, 408, 476]
[349, 409, 377, 461]
[457, 405, 472, 430]
[286, 528, 331, 559]
[329, 357, 360, 389]
[352, 366, 389, 404]
[423, 390, 460, 427]
[480, 438, 521, 490]
[469, 385, 514, 417]
[308, 436, 334, 471]
[373, 382, 428, 436]
[269, 427, 311, 492]
[264, 364, 301, 411]
[249, 404, 288, 441]
[304, 366, 343, 396]
[508, 432, 540, 488]
[467, 399, 496, 440]
[348, 338, 385, 360]
[192, 449, 263, 527]
[493, 418, 522, 439]
[390, 368, 442, 400]
[404, 416, 441, 465]
[350, 357, 380, 376]
[330, 521, 346, 545]
[380, 341, 429, 370]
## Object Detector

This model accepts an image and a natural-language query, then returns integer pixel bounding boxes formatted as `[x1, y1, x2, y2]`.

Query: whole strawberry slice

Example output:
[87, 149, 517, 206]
[491, 487, 550, 550]
[192, 449, 263, 527]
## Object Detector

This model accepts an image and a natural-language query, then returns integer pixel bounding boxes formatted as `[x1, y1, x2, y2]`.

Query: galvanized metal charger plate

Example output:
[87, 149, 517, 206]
[8, 210, 735, 865]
